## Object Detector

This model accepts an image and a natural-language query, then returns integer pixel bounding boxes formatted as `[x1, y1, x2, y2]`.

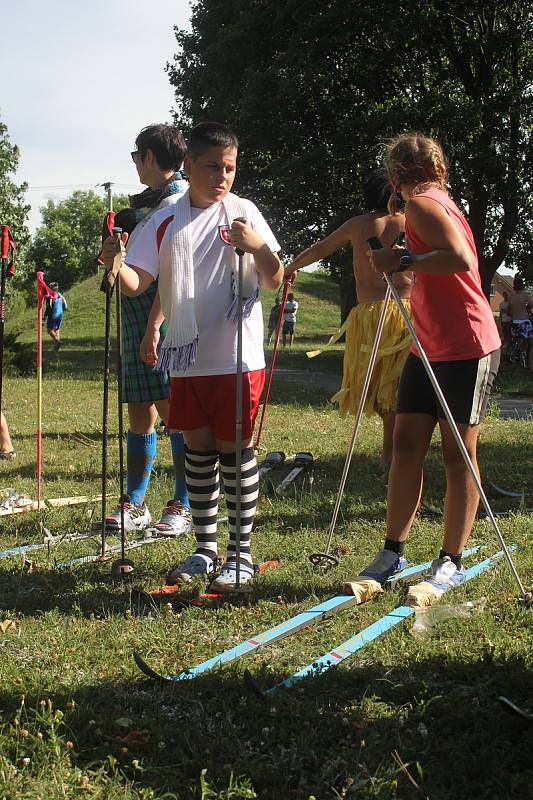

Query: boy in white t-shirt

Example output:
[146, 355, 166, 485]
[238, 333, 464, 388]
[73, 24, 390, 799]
[102, 122, 283, 592]
[282, 293, 298, 347]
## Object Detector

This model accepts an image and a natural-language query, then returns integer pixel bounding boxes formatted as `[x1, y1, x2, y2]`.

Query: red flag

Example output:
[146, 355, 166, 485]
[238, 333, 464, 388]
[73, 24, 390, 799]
[36, 272, 58, 304]
[1, 225, 16, 276]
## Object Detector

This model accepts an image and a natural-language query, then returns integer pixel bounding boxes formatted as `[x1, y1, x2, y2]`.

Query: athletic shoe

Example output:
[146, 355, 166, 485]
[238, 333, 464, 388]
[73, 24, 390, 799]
[359, 548, 408, 585]
[166, 552, 216, 586]
[153, 500, 192, 537]
[105, 496, 152, 532]
[208, 558, 255, 593]
[54, 340, 61, 351]
[0, 450, 16, 460]
[407, 556, 465, 608]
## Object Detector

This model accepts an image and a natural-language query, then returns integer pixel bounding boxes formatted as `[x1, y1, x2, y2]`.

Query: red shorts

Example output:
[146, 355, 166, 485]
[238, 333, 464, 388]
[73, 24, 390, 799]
[168, 369, 265, 442]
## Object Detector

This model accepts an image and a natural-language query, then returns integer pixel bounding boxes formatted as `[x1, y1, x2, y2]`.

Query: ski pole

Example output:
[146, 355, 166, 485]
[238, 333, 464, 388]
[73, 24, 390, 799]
[234, 216, 247, 591]
[0, 225, 15, 418]
[100, 184, 116, 559]
[309, 285, 392, 570]
[367, 239, 530, 605]
[255, 276, 293, 452]
[35, 273, 57, 511]
[111, 224, 133, 580]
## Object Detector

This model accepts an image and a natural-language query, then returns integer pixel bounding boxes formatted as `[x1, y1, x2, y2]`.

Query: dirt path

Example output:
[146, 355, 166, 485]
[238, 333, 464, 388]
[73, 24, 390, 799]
[275, 368, 532, 420]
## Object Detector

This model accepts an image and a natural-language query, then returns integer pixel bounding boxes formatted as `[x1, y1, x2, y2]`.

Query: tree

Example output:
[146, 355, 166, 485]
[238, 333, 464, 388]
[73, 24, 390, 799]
[0, 116, 30, 269]
[27, 190, 129, 291]
[168, 0, 533, 316]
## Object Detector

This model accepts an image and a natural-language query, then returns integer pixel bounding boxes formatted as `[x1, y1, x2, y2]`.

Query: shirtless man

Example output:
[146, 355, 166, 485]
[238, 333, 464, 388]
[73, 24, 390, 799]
[284, 171, 412, 465]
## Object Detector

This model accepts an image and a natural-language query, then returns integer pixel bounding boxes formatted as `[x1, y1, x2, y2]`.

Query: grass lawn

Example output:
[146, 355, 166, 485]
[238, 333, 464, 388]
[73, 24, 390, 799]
[0, 272, 531, 799]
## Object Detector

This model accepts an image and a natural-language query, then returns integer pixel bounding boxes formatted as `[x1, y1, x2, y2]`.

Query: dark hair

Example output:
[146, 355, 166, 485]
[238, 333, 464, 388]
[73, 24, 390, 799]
[363, 170, 393, 212]
[187, 121, 239, 160]
[513, 275, 525, 291]
[135, 124, 186, 171]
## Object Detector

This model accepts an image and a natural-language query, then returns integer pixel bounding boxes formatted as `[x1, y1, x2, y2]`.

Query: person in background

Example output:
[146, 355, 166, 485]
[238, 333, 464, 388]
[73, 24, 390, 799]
[266, 296, 282, 345]
[102, 123, 192, 536]
[498, 290, 512, 347]
[44, 282, 68, 350]
[284, 171, 411, 467]
[282, 292, 298, 347]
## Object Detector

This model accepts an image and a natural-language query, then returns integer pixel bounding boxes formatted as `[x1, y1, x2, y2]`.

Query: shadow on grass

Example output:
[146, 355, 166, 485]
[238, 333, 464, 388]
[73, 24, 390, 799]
[0, 651, 531, 799]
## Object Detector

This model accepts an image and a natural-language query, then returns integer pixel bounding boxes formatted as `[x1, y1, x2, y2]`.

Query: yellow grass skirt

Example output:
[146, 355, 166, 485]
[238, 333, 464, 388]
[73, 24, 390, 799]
[327, 299, 411, 417]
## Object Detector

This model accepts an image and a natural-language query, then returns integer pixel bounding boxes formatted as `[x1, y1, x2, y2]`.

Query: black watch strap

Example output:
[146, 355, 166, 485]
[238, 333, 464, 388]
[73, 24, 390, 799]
[396, 249, 413, 272]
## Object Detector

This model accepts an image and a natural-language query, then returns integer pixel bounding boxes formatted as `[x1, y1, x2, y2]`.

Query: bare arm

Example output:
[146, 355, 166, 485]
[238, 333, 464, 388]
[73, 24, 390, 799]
[369, 197, 472, 275]
[140, 289, 165, 365]
[229, 219, 284, 290]
[285, 219, 354, 277]
[101, 234, 154, 296]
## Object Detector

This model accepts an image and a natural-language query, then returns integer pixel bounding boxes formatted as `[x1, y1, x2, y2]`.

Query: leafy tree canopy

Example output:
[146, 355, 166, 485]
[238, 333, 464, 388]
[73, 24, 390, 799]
[168, 0, 533, 312]
[0, 116, 30, 267]
[27, 190, 129, 292]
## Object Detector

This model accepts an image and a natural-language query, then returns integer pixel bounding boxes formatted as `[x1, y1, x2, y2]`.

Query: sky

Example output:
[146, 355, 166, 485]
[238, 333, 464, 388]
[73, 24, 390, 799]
[0, 0, 192, 231]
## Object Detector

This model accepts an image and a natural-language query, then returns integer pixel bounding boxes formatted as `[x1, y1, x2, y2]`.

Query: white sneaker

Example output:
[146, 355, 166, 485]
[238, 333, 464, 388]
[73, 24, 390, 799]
[166, 552, 216, 586]
[154, 500, 192, 537]
[105, 496, 151, 532]
[209, 558, 255, 593]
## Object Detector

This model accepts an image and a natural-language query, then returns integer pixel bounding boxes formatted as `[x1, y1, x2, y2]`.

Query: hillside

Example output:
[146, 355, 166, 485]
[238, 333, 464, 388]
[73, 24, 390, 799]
[6, 269, 343, 380]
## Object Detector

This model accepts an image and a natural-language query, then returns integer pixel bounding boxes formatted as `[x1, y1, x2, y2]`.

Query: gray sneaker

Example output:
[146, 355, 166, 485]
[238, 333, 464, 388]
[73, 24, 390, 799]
[359, 548, 408, 585]
[154, 500, 192, 537]
[166, 552, 216, 586]
[208, 558, 255, 593]
[105, 496, 152, 532]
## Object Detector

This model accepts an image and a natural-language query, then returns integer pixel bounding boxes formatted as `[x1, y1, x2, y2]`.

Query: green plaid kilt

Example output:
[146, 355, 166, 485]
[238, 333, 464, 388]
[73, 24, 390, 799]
[121, 281, 169, 403]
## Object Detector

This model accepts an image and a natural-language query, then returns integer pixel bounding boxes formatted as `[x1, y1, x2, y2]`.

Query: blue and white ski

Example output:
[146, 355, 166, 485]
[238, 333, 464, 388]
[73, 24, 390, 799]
[261, 546, 515, 696]
[133, 545, 484, 682]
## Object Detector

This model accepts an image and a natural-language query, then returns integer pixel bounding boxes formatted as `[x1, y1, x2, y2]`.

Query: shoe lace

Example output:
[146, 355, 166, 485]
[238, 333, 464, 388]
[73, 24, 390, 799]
[167, 500, 188, 515]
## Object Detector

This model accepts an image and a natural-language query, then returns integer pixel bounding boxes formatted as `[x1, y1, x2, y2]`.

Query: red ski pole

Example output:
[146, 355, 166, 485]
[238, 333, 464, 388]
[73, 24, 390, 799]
[254, 276, 293, 451]
[36, 272, 57, 511]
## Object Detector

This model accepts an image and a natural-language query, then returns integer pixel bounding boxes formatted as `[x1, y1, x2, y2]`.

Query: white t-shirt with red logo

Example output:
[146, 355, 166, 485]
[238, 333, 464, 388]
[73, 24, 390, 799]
[125, 197, 280, 377]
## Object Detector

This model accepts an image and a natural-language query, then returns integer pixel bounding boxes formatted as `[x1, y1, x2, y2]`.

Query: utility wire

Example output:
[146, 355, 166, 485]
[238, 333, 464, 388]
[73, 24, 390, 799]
[26, 182, 139, 191]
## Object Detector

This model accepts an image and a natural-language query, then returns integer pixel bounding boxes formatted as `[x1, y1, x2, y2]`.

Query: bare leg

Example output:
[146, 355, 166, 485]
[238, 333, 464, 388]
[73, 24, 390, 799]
[380, 410, 396, 468]
[386, 413, 436, 542]
[439, 419, 481, 554]
[0, 412, 14, 453]
[128, 401, 158, 434]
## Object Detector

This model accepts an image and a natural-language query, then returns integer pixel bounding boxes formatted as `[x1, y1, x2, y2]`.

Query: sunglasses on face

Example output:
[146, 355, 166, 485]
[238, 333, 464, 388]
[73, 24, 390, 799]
[131, 150, 141, 163]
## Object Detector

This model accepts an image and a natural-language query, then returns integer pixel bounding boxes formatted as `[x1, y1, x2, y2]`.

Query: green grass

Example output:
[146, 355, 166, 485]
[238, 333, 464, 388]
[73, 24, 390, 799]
[0, 272, 532, 799]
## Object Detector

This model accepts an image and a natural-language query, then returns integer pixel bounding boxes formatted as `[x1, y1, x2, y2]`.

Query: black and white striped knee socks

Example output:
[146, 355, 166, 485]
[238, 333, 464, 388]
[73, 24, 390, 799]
[219, 447, 258, 564]
[185, 448, 219, 558]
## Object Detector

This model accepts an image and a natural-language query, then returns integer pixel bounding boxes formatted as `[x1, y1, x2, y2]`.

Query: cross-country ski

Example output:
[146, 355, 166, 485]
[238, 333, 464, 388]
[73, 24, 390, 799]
[132, 546, 484, 682]
[252, 547, 515, 696]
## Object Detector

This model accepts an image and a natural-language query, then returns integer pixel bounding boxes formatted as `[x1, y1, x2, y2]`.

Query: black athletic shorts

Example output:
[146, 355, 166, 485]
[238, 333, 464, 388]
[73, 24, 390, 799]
[283, 320, 295, 335]
[397, 350, 501, 425]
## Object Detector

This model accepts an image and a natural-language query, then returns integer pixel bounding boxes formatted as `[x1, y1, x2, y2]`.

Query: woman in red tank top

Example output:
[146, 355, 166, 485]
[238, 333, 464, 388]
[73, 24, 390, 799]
[362, 133, 501, 608]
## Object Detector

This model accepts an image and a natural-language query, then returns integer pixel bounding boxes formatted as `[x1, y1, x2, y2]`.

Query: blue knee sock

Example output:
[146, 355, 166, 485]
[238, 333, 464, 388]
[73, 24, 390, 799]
[126, 431, 156, 505]
[170, 431, 189, 508]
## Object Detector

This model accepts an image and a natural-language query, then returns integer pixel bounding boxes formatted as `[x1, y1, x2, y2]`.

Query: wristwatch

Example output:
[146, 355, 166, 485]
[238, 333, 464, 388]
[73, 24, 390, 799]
[395, 248, 413, 272]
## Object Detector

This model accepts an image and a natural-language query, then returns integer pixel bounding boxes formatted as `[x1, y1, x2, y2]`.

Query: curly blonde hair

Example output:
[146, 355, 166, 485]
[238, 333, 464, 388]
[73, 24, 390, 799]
[384, 133, 449, 214]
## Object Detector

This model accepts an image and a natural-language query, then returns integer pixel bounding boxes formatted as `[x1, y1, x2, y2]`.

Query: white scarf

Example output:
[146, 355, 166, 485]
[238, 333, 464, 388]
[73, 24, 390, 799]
[156, 189, 259, 372]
